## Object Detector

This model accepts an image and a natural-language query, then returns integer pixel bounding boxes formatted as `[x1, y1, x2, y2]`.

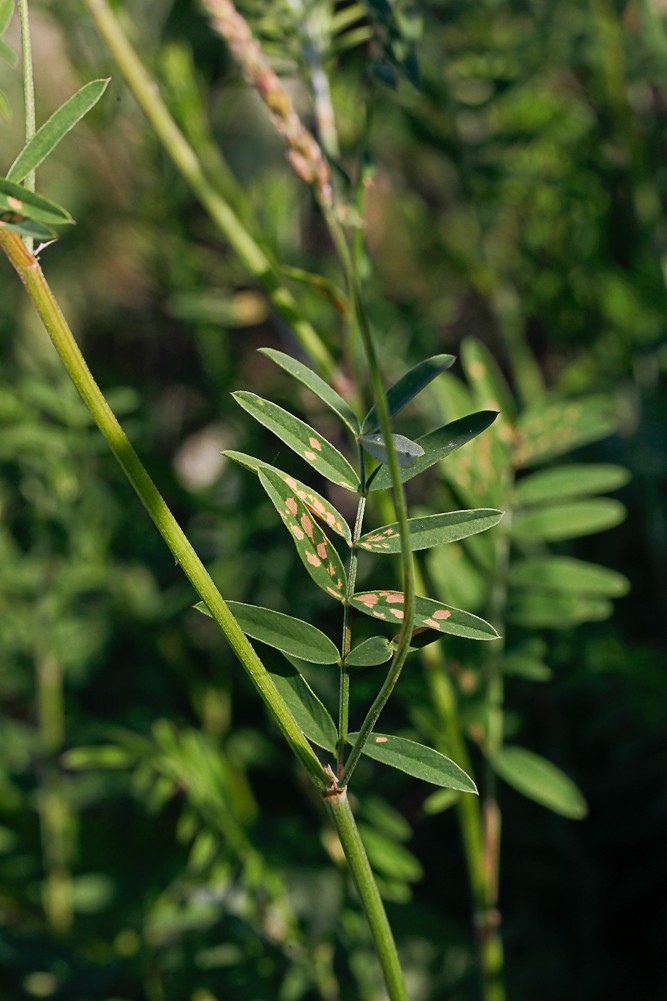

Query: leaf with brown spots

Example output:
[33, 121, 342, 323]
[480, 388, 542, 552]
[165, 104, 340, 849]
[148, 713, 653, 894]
[357, 508, 503, 554]
[511, 395, 617, 469]
[0, 178, 73, 225]
[224, 450, 352, 543]
[259, 468, 348, 601]
[232, 391, 359, 491]
[346, 732, 477, 791]
[351, 591, 500, 641]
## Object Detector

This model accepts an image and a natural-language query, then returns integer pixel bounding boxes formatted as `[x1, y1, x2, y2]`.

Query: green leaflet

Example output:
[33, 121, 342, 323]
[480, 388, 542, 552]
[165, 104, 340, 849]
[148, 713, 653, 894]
[259, 469, 347, 601]
[347, 732, 477, 792]
[224, 450, 351, 543]
[351, 591, 500, 641]
[357, 508, 503, 554]
[269, 659, 337, 752]
[260, 348, 359, 433]
[357, 824, 423, 882]
[501, 653, 552, 681]
[492, 746, 588, 819]
[61, 745, 136, 770]
[0, 217, 55, 240]
[512, 395, 617, 469]
[511, 499, 626, 541]
[369, 410, 498, 491]
[233, 391, 359, 490]
[193, 599, 339, 664]
[7, 79, 110, 184]
[0, 178, 72, 225]
[508, 557, 629, 597]
[421, 788, 461, 815]
[461, 338, 518, 425]
[346, 635, 393, 667]
[360, 432, 425, 468]
[0, 37, 16, 68]
[362, 354, 455, 433]
[507, 592, 613, 628]
[515, 463, 630, 504]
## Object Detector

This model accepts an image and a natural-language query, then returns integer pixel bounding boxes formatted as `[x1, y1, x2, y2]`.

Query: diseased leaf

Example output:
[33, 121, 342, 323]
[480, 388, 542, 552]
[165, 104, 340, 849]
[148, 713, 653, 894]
[462, 338, 517, 425]
[193, 599, 339, 664]
[224, 450, 351, 543]
[492, 746, 588, 819]
[369, 410, 498, 491]
[347, 732, 477, 792]
[260, 348, 359, 433]
[362, 354, 455, 433]
[360, 432, 425, 468]
[7, 79, 110, 184]
[346, 635, 393, 667]
[269, 659, 337, 751]
[507, 592, 613, 628]
[508, 557, 629, 597]
[515, 463, 630, 504]
[351, 591, 500, 641]
[259, 469, 347, 601]
[512, 395, 617, 468]
[233, 391, 359, 490]
[511, 499, 626, 541]
[358, 508, 503, 554]
[0, 178, 72, 225]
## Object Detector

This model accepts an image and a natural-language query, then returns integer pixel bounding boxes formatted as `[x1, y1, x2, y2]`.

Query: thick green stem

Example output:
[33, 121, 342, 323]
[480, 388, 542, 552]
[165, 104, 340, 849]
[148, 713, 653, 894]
[83, 0, 335, 378]
[337, 489, 367, 772]
[324, 789, 408, 1001]
[0, 228, 328, 792]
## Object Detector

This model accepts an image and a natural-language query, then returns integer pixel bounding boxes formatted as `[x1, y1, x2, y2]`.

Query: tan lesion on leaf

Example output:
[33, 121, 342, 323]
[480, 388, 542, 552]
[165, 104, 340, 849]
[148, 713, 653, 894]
[286, 497, 298, 516]
[375, 736, 388, 744]
[317, 541, 328, 559]
[306, 551, 322, 567]
[301, 513, 314, 539]
[308, 436, 323, 451]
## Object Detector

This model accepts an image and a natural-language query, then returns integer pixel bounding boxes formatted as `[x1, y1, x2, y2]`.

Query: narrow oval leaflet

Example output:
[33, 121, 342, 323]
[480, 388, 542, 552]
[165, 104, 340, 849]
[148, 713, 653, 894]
[514, 463, 630, 505]
[362, 354, 456, 434]
[232, 391, 359, 490]
[508, 556, 629, 597]
[194, 599, 340, 664]
[0, 178, 73, 225]
[347, 732, 477, 792]
[269, 658, 338, 752]
[511, 499, 626, 542]
[351, 591, 500, 641]
[346, 635, 393, 668]
[358, 508, 503, 554]
[260, 348, 360, 433]
[492, 746, 588, 819]
[360, 432, 425, 469]
[511, 395, 617, 469]
[259, 468, 347, 601]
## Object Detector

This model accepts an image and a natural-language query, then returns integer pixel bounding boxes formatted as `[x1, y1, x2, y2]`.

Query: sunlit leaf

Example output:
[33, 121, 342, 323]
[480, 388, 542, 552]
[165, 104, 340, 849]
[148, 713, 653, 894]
[193, 599, 339, 664]
[269, 659, 337, 751]
[260, 348, 360, 433]
[492, 746, 588, 819]
[346, 635, 393, 667]
[0, 178, 72, 225]
[360, 432, 424, 468]
[351, 591, 500, 641]
[368, 410, 498, 491]
[358, 508, 503, 554]
[232, 391, 359, 490]
[362, 353, 455, 433]
[7, 79, 110, 184]
[347, 732, 477, 792]
[508, 557, 629, 597]
[515, 463, 630, 504]
[259, 468, 347, 601]
[511, 499, 625, 541]
[512, 395, 617, 468]
[224, 450, 351, 543]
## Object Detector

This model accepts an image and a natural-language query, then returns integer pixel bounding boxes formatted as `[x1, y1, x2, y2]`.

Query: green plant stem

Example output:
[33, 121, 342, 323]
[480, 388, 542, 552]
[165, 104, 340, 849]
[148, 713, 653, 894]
[0, 227, 328, 792]
[83, 0, 335, 378]
[337, 487, 367, 773]
[324, 789, 408, 1001]
[17, 0, 35, 252]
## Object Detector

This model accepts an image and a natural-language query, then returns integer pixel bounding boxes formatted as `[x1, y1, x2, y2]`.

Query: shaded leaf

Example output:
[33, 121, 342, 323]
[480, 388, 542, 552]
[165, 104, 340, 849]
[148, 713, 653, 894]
[421, 788, 461, 815]
[357, 824, 423, 882]
[358, 508, 503, 554]
[233, 391, 359, 490]
[346, 635, 393, 667]
[362, 353, 455, 433]
[193, 599, 339, 664]
[347, 732, 477, 792]
[259, 469, 347, 601]
[369, 410, 498, 491]
[0, 216, 55, 240]
[224, 450, 351, 543]
[511, 499, 625, 541]
[515, 463, 630, 504]
[7, 79, 110, 184]
[61, 745, 135, 770]
[269, 659, 337, 752]
[501, 653, 552, 681]
[351, 591, 500, 641]
[0, 178, 72, 225]
[260, 348, 359, 433]
[360, 432, 424, 468]
[492, 746, 588, 819]
[276, 268, 351, 317]
[507, 592, 613, 628]
[512, 395, 617, 468]
[508, 557, 629, 597]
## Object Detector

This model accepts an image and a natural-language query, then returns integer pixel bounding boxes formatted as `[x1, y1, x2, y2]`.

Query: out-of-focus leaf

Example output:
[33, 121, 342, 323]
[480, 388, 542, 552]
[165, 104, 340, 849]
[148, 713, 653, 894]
[346, 635, 393, 667]
[358, 508, 503, 553]
[362, 354, 455, 433]
[515, 463, 630, 505]
[492, 746, 588, 819]
[357, 824, 423, 881]
[260, 348, 359, 433]
[347, 732, 477, 791]
[422, 788, 461, 815]
[508, 557, 629, 597]
[360, 432, 425, 468]
[0, 38, 16, 67]
[0, 178, 72, 224]
[259, 469, 347, 601]
[61, 745, 136, 769]
[224, 451, 351, 543]
[427, 541, 488, 612]
[369, 410, 498, 490]
[232, 392, 359, 490]
[0, 217, 55, 240]
[7, 79, 110, 183]
[507, 592, 613, 628]
[0, 0, 13, 34]
[512, 396, 617, 468]
[511, 499, 626, 541]
[351, 591, 500, 641]
[269, 659, 337, 752]
[275, 268, 351, 317]
[193, 599, 339, 664]
[501, 653, 552, 681]
[462, 338, 517, 424]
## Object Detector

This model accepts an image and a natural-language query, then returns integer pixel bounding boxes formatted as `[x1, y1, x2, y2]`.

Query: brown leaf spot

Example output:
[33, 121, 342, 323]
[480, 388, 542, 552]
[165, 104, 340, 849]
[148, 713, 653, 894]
[290, 524, 305, 540]
[387, 593, 404, 604]
[433, 609, 452, 620]
[327, 586, 341, 598]
[7, 196, 23, 211]
[306, 551, 322, 567]
[309, 436, 323, 451]
[423, 617, 441, 630]
[286, 497, 298, 516]
[375, 736, 388, 743]
[301, 514, 314, 539]
[327, 562, 336, 576]
[304, 450, 317, 461]
[317, 542, 328, 559]
[389, 609, 404, 620]
[356, 593, 379, 607]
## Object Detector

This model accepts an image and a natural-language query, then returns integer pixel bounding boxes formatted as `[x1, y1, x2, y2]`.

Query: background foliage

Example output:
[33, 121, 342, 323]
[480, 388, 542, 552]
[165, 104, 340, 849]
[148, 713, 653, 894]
[1, 1, 666, 999]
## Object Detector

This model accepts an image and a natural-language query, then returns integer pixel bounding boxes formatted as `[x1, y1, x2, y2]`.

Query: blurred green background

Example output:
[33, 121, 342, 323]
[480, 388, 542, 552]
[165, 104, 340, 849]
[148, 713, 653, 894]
[1, 1, 666, 999]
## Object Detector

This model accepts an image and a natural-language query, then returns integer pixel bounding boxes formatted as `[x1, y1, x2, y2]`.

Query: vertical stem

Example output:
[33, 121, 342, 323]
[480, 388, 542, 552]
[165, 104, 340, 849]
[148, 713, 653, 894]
[324, 789, 408, 1001]
[17, 0, 36, 252]
[337, 486, 367, 773]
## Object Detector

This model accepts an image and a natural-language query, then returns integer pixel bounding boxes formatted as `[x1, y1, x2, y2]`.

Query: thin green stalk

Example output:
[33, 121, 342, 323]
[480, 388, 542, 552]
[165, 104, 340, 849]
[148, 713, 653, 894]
[83, 0, 335, 378]
[17, 0, 35, 252]
[324, 789, 408, 1001]
[0, 228, 328, 792]
[337, 485, 367, 773]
